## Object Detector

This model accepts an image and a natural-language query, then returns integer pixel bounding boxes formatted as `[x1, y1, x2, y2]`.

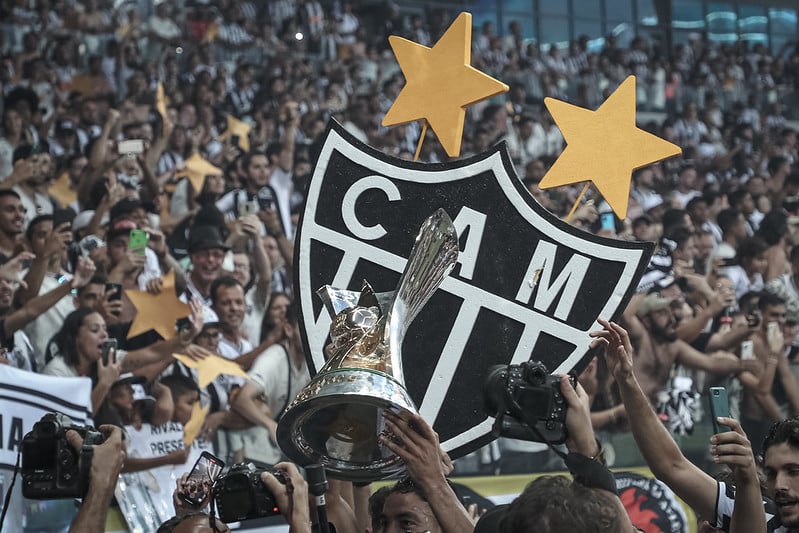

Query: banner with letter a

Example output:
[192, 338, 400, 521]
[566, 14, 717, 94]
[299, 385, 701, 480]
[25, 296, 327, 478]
[0, 365, 93, 533]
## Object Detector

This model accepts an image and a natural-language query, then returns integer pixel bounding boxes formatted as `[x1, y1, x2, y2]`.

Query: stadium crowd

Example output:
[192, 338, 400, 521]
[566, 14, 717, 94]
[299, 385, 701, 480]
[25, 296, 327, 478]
[0, 0, 799, 531]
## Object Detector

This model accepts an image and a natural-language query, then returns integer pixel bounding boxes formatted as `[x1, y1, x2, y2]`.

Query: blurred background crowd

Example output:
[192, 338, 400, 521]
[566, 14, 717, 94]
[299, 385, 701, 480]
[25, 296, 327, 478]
[0, 0, 798, 492]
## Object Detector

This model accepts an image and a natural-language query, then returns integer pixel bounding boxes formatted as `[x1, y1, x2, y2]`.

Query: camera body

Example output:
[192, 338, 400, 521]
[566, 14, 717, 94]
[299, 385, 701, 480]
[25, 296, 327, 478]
[484, 361, 573, 444]
[213, 462, 286, 523]
[21, 413, 104, 499]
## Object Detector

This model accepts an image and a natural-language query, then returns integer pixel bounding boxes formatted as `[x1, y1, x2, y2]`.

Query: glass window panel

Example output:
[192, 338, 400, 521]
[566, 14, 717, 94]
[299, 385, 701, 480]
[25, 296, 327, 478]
[672, 0, 705, 30]
[573, 18, 601, 41]
[539, 16, 570, 47]
[540, 0, 568, 17]
[706, 3, 736, 32]
[464, 0, 500, 37]
[768, 8, 797, 35]
[606, 20, 635, 48]
[738, 5, 767, 33]
[770, 34, 791, 54]
[504, 0, 534, 15]
[606, 0, 633, 22]
[636, 0, 658, 25]
[572, 0, 600, 19]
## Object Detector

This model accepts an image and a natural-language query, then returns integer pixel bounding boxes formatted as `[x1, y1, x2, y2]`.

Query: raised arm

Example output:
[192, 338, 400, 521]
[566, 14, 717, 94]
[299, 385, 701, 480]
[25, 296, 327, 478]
[591, 319, 719, 521]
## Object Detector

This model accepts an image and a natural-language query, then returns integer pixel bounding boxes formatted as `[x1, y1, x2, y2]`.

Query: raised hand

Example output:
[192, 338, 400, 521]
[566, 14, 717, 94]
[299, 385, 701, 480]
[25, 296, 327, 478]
[71, 257, 97, 288]
[589, 318, 634, 381]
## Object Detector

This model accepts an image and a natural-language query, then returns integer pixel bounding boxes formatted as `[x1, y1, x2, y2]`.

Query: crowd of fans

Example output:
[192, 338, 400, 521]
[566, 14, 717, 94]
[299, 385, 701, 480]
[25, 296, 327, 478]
[0, 0, 799, 531]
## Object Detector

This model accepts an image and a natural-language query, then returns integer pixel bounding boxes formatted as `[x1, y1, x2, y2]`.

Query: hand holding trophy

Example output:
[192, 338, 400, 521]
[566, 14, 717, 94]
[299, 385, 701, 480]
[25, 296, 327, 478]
[277, 209, 459, 481]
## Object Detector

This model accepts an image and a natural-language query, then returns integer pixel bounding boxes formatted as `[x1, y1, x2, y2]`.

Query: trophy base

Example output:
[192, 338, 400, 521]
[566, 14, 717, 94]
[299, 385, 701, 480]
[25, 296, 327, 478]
[276, 367, 418, 482]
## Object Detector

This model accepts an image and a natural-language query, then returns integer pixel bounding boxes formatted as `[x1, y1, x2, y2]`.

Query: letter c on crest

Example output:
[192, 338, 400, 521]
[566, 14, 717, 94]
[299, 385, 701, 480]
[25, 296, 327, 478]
[341, 176, 401, 240]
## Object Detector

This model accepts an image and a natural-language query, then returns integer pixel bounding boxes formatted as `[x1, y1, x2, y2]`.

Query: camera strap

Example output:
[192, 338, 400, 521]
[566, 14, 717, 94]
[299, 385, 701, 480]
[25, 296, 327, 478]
[0, 450, 20, 530]
[80, 443, 94, 495]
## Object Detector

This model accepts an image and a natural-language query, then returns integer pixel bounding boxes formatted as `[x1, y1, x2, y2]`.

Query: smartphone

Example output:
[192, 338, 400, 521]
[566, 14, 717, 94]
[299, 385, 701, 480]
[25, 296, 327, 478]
[741, 340, 754, 360]
[241, 200, 258, 217]
[181, 451, 225, 506]
[709, 387, 731, 433]
[600, 212, 615, 231]
[257, 194, 275, 211]
[128, 229, 148, 255]
[101, 339, 117, 366]
[768, 321, 780, 339]
[118, 139, 144, 155]
[106, 283, 122, 301]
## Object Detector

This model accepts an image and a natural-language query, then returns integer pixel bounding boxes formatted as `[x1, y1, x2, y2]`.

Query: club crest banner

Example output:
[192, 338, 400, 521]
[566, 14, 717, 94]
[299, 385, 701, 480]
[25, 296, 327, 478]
[296, 121, 653, 457]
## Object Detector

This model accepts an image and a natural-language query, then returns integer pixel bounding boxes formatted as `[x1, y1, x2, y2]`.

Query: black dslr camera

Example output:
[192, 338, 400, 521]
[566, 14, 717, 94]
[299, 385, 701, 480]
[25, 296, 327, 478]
[213, 462, 286, 523]
[21, 413, 104, 499]
[483, 361, 574, 444]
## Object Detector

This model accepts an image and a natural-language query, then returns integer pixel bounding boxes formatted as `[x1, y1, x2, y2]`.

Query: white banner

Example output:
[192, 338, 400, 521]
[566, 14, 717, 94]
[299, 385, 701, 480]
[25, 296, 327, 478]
[0, 365, 93, 469]
[0, 365, 93, 533]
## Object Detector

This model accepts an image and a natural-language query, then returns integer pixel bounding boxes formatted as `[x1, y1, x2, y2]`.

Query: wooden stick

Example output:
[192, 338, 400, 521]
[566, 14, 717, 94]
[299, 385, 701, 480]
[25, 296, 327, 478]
[564, 182, 591, 223]
[413, 121, 428, 162]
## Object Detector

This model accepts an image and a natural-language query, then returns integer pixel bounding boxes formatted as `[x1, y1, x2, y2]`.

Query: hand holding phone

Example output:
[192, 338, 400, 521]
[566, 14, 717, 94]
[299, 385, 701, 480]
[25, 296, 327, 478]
[129, 229, 148, 256]
[101, 339, 118, 366]
[180, 451, 225, 507]
[709, 387, 731, 433]
[241, 200, 258, 217]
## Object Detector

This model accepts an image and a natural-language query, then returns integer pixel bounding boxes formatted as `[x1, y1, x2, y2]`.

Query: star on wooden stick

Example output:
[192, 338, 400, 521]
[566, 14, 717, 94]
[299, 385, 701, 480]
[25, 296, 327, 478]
[382, 12, 508, 158]
[156, 82, 168, 122]
[173, 353, 248, 388]
[126, 271, 190, 340]
[174, 152, 223, 193]
[538, 76, 682, 219]
[183, 401, 210, 447]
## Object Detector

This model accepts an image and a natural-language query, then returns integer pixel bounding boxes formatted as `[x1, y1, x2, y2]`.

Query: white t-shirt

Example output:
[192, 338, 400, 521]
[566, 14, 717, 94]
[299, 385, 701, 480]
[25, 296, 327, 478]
[715, 480, 783, 531]
[24, 273, 79, 366]
[248, 344, 310, 416]
[42, 349, 128, 377]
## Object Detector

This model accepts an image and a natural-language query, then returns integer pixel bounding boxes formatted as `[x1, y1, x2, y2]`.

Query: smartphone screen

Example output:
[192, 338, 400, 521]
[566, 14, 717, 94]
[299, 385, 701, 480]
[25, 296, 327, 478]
[129, 229, 148, 255]
[600, 212, 615, 231]
[118, 139, 144, 155]
[106, 283, 122, 301]
[182, 451, 225, 506]
[101, 339, 117, 366]
[740, 340, 754, 360]
[709, 387, 731, 433]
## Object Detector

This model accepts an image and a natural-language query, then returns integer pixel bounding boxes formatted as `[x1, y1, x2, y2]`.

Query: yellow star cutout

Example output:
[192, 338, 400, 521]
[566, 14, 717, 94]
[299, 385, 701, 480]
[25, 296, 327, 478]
[183, 401, 210, 447]
[218, 114, 251, 152]
[538, 76, 681, 219]
[172, 353, 248, 389]
[48, 172, 76, 207]
[125, 271, 190, 340]
[382, 12, 508, 158]
[175, 152, 223, 193]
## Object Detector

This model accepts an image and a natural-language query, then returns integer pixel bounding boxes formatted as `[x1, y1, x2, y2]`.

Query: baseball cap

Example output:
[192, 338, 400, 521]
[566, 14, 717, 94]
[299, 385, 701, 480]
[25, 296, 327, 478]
[635, 293, 674, 318]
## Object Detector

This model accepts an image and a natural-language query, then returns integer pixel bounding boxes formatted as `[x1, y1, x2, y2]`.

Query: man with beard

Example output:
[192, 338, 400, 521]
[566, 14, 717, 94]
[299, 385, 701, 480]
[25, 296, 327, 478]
[0, 190, 25, 259]
[741, 293, 799, 453]
[763, 416, 799, 532]
[622, 292, 746, 403]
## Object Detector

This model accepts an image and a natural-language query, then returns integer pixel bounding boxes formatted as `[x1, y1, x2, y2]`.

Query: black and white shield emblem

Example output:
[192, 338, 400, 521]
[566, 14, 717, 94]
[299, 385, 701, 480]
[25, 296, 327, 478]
[296, 121, 653, 458]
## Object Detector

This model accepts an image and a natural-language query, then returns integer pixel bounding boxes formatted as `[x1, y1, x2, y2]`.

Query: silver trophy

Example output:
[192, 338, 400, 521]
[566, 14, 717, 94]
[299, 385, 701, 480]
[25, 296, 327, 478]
[277, 209, 459, 481]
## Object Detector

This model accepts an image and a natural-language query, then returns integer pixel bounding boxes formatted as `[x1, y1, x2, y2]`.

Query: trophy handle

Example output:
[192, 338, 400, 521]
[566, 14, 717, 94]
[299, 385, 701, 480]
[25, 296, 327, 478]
[383, 209, 460, 363]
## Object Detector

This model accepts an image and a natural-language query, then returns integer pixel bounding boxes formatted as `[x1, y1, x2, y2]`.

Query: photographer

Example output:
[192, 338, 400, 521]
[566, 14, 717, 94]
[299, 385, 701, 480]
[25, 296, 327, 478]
[158, 462, 309, 533]
[475, 368, 638, 532]
[65, 425, 127, 533]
